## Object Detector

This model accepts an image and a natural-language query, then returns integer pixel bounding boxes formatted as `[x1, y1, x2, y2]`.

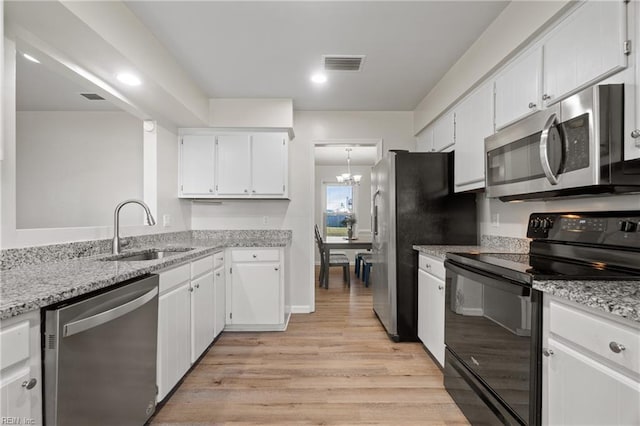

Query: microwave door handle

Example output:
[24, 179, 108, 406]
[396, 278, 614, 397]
[540, 113, 560, 185]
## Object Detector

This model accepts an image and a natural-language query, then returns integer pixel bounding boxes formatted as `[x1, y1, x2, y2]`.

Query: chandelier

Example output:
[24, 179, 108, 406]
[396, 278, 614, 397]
[336, 148, 362, 185]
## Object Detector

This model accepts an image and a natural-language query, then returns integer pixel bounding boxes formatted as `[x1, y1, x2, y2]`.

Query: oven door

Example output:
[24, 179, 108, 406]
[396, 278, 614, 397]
[444, 260, 541, 426]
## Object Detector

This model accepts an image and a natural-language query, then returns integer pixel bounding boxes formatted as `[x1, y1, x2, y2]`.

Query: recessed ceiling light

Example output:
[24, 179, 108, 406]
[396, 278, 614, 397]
[311, 73, 327, 84]
[116, 72, 142, 86]
[23, 53, 40, 64]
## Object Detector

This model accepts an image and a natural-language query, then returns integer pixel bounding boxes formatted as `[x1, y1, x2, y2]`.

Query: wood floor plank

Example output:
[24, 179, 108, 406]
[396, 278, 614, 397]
[150, 267, 469, 425]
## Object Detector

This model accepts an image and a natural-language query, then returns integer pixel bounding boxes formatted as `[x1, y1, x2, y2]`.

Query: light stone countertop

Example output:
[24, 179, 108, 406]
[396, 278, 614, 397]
[1, 231, 291, 320]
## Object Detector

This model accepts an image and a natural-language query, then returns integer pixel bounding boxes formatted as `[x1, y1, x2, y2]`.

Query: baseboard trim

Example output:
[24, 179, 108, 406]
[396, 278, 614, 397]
[290, 305, 312, 314]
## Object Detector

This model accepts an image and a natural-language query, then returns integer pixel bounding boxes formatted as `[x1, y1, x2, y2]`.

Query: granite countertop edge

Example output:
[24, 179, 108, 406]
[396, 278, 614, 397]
[533, 279, 640, 324]
[412, 244, 519, 260]
[1, 239, 289, 320]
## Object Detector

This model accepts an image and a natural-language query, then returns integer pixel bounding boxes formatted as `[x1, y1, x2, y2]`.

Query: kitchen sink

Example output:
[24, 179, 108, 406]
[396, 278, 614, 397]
[101, 248, 195, 261]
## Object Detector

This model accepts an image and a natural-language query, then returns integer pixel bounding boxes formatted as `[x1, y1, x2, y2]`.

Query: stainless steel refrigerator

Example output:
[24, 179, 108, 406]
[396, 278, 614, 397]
[371, 151, 477, 341]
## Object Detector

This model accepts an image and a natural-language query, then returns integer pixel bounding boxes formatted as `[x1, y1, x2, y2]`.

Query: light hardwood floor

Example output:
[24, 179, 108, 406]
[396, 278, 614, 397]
[150, 267, 469, 425]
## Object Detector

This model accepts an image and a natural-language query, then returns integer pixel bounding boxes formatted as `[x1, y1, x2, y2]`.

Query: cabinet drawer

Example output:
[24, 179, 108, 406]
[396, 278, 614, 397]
[191, 255, 214, 278]
[0, 321, 29, 369]
[213, 251, 225, 268]
[231, 249, 280, 262]
[549, 300, 640, 375]
[159, 263, 190, 294]
[418, 254, 445, 280]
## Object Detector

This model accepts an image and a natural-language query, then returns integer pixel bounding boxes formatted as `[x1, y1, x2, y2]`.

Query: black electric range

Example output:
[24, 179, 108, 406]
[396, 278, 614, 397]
[443, 211, 640, 426]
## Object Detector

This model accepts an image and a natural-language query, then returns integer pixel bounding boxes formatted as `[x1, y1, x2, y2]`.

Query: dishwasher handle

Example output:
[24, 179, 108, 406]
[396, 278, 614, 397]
[63, 287, 158, 338]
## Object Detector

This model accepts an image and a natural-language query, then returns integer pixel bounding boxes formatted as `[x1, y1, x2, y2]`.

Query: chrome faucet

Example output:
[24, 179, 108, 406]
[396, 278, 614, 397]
[112, 199, 156, 254]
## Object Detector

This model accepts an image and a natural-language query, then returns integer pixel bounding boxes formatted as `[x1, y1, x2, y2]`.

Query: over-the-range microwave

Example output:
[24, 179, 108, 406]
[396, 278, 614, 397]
[485, 84, 640, 201]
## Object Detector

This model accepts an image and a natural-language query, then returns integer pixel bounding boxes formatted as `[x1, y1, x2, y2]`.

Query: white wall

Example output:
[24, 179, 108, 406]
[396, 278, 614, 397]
[16, 111, 143, 229]
[314, 164, 373, 263]
[192, 110, 414, 312]
[157, 124, 191, 232]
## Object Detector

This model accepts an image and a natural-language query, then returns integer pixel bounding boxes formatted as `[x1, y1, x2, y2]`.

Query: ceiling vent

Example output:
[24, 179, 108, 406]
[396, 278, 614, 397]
[80, 93, 105, 101]
[322, 55, 366, 72]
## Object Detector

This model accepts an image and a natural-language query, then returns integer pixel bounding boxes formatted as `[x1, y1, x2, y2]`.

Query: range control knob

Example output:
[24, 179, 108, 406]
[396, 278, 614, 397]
[530, 218, 541, 229]
[619, 220, 638, 233]
[541, 218, 553, 229]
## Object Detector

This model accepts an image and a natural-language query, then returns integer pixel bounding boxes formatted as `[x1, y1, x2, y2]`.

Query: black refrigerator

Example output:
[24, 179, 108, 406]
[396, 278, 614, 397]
[371, 150, 477, 341]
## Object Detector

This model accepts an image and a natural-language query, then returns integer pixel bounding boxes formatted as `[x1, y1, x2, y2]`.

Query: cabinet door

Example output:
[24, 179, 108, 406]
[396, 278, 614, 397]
[251, 133, 286, 196]
[543, 1, 627, 106]
[454, 82, 494, 192]
[631, 0, 640, 161]
[416, 126, 434, 152]
[545, 338, 640, 425]
[433, 110, 455, 152]
[191, 271, 215, 362]
[157, 282, 191, 401]
[231, 262, 281, 325]
[494, 47, 542, 129]
[424, 273, 446, 368]
[417, 270, 429, 344]
[180, 135, 215, 195]
[214, 266, 226, 337]
[216, 134, 251, 195]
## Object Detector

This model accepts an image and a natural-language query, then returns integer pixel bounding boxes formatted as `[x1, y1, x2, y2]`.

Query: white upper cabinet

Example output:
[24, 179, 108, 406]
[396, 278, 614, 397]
[216, 134, 252, 195]
[494, 47, 542, 130]
[251, 133, 287, 196]
[180, 135, 215, 195]
[179, 131, 289, 199]
[433, 110, 455, 152]
[454, 81, 494, 192]
[543, 0, 627, 106]
[416, 126, 434, 152]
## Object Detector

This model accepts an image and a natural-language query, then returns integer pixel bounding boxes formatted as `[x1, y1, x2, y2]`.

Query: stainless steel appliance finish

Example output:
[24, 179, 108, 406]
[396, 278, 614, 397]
[44, 274, 159, 426]
[371, 151, 477, 341]
[443, 210, 640, 425]
[485, 84, 640, 201]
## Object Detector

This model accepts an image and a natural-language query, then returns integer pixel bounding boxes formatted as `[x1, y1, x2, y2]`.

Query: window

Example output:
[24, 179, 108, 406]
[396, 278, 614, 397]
[324, 184, 354, 237]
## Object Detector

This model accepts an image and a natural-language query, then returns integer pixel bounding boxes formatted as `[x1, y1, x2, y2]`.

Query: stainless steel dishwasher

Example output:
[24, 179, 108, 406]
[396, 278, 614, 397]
[44, 274, 159, 426]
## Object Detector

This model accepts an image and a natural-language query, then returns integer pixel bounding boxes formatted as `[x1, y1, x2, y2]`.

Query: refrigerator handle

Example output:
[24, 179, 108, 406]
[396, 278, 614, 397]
[372, 190, 381, 238]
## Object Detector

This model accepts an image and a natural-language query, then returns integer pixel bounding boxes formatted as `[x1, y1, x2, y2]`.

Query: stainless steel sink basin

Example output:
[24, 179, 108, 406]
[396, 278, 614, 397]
[101, 248, 194, 261]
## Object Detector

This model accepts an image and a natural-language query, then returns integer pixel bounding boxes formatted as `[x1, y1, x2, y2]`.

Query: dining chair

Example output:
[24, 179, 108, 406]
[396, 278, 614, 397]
[314, 225, 350, 287]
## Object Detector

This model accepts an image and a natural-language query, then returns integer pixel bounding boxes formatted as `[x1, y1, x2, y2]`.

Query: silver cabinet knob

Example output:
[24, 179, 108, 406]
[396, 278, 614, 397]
[196, 283, 200, 288]
[189, 287, 194, 292]
[425, 264, 431, 269]
[252, 190, 256, 193]
[22, 378, 37, 390]
[244, 189, 248, 193]
[216, 272, 221, 277]
[252, 254, 257, 258]
[438, 285, 444, 290]
[542, 94, 551, 101]
[274, 267, 279, 271]
[609, 341, 626, 353]
[542, 348, 554, 357]
[528, 102, 537, 109]
[631, 129, 640, 139]
[209, 188, 213, 193]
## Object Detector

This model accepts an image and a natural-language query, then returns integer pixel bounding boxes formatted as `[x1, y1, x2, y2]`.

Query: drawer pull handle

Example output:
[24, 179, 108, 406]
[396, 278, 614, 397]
[542, 348, 554, 357]
[528, 102, 536, 109]
[631, 129, 640, 139]
[425, 264, 431, 269]
[438, 285, 444, 290]
[22, 378, 37, 390]
[252, 254, 257, 258]
[216, 272, 221, 277]
[609, 341, 626, 353]
[274, 267, 279, 271]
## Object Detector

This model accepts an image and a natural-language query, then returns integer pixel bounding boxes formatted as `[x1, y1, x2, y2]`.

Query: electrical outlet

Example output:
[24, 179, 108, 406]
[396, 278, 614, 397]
[262, 216, 268, 225]
[491, 213, 499, 228]
[162, 214, 172, 227]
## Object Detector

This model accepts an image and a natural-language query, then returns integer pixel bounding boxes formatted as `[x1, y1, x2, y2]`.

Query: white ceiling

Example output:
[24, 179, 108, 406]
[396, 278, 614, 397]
[16, 52, 119, 112]
[314, 146, 378, 166]
[125, 1, 508, 111]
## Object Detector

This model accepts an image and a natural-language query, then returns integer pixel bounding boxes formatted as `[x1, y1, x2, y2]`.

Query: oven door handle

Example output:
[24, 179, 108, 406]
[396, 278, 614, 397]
[539, 112, 560, 185]
[444, 260, 531, 295]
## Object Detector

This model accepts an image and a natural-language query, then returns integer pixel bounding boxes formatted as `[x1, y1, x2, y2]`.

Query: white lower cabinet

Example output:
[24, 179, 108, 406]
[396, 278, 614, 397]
[0, 310, 42, 425]
[213, 252, 226, 338]
[226, 247, 287, 331]
[417, 253, 446, 368]
[542, 295, 640, 425]
[157, 253, 219, 402]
